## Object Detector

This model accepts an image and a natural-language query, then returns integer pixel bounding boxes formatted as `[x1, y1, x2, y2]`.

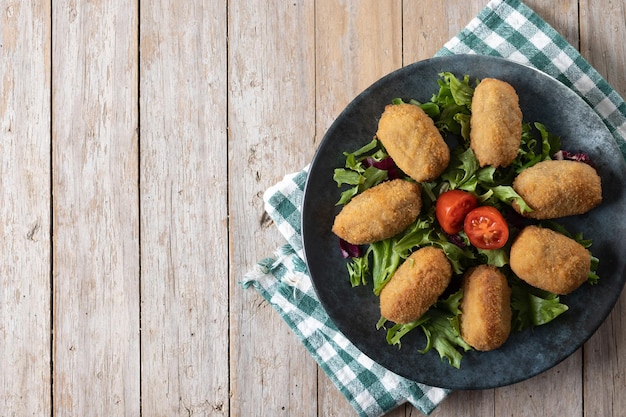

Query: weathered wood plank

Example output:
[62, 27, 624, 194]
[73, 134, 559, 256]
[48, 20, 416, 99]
[580, 1, 626, 416]
[228, 1, 318, 416]
[580, 0, 626, 99]
[583, 296, 626, 417]
[403, 2, 583, 416]
[2, 0, 624, 415]
[51, 0, 140, 415]
[314, 1, 403, 415]
[315, 0, 403, 139]
[402, 0, 484, 63]
[495, 355, 582, 417]
[430, 390, 494, 417]
[402, 3, 494, 415]
[138, 1, 229, 415]
[494, 2, 585, 413]
[0, 1, 52, 415]
[529, 1, 580, 47]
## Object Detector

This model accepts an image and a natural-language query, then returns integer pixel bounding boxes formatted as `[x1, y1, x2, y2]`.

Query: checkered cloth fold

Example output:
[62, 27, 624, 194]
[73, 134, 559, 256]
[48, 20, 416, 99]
[242, 0, 626, 416]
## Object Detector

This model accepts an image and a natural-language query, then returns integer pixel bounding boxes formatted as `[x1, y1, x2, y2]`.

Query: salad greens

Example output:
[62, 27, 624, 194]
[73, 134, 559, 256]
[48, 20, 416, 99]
[333, 72, 599, 368]
[377, 289, 471, 369]
[333, 139, 392, 205]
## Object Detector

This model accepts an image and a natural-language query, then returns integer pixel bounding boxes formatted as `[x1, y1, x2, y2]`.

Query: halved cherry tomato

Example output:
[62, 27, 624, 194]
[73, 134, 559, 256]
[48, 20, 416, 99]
[435, 190, 478, 235]
[463, 206, 509, 250]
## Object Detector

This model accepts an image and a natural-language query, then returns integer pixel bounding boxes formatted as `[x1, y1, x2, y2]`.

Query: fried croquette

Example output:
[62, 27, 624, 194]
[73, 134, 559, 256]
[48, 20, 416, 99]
[512, 159, 602, 219]
[460, 265, 512, 351]
[376, 103, 450, 182]
[379, 246, 452, 324]
[332, 179, 421, 245]
[510, 225, 591, 295]
[470, 78, 523, 168]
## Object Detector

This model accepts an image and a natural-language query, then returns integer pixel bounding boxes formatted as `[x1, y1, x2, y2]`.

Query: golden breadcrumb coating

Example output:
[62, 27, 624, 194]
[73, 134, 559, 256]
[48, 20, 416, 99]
[376, 103, 450, 182]
[379, 246, 452, 324]
[332, 179, 421, 245]
[470, 78, 523, 168]
[510, 225, 591, 295]
[460, 265, 512, 351]
[512, 159, 602, 219]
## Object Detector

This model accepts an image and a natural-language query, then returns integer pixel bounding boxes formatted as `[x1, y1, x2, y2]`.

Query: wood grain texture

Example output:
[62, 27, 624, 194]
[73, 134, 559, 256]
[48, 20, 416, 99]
[403, 2, 584, 416]
[403, 2, 500, 415]
[314, 1, 402, 415]
[583, 297, 626, 417]
[315, 0, 402, 140]
[491, 3, 586, 414]
[579, 2, 626, 417]
[52, 0, 140, 415]
[139, 1, 229, 416]
[580, 0, 626, 99]
[495, 354, 582, 417]
[402, 0, 484, 62]
[0, 1, 52, 415]
[228, 2, 318, 416]
[0, 0, 624, 416]
[493, 7, 585, 417]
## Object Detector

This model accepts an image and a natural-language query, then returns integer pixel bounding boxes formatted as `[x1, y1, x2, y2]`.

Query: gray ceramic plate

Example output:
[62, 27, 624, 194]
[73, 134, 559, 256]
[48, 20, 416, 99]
[301, 55, 626, 390]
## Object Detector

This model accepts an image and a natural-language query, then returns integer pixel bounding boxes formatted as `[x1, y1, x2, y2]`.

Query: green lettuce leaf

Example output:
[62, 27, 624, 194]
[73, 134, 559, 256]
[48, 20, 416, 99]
[489, 185, 533, 214]
[381, 289, 471, 369]
[439, 147, 533, 213]
[334, 72, 600, 369]
[333, 139, 390, 205]
[438, 72, 475, 107]
[347, 256, 369, 287]
[381, 319, 423, 346]
[440, 147, 480, 191]
[419, 311, 471, 369]
[391, 98, 441, 118]
[419, 102, 441, 118]
[430, 72, 474, 138]
[477, 247, 509, 267]
[588, 256, 600, 285]
[510, 276, 569, 331]
[393, 210, 475, 275]
[512, 122, 561, 173]
[370, 239, 403, 295]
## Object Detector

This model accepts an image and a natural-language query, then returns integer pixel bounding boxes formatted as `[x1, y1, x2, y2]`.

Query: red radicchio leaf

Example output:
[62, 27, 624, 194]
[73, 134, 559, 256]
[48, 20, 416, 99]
[339, 239, 362, 258]
[365, 157, 400, 180]
[446, 233, 466, 248]
[553, 150, 595, 167]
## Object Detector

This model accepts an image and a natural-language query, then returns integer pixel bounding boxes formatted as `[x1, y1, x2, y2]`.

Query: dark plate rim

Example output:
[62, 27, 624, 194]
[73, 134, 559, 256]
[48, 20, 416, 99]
[301, 54, 626, 389]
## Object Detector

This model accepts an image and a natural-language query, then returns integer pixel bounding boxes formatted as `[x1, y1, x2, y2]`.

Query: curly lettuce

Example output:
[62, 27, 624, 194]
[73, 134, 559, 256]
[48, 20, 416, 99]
[335, 72, 599, 368]
[378, 290, 471, 369]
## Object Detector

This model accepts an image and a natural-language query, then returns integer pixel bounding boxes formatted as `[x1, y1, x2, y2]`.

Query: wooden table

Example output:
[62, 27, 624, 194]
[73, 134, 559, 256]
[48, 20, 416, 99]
[2, 1, 624, 416]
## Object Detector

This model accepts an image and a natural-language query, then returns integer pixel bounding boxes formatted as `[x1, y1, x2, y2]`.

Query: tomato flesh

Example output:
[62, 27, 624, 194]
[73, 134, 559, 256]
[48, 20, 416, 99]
[435, 190, 478, 235]
[464, 206, 509, 250]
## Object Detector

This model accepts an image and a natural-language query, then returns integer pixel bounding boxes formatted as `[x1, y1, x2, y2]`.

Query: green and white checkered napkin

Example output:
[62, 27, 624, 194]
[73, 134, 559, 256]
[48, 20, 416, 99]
[242, 0, 626, 416]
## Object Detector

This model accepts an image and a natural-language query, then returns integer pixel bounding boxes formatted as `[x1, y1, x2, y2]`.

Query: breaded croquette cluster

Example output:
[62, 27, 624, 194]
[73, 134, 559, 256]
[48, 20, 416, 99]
[331, 76, 604, 356]
[510, 225, 591, 295]
[460, 265, 512, 351]
[470, 78, 523, 168]
[512, 159, 602, 219]
[376, 103, 450, 182]
[332, 179, 422, 245]
[379, 247, 452, 324]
